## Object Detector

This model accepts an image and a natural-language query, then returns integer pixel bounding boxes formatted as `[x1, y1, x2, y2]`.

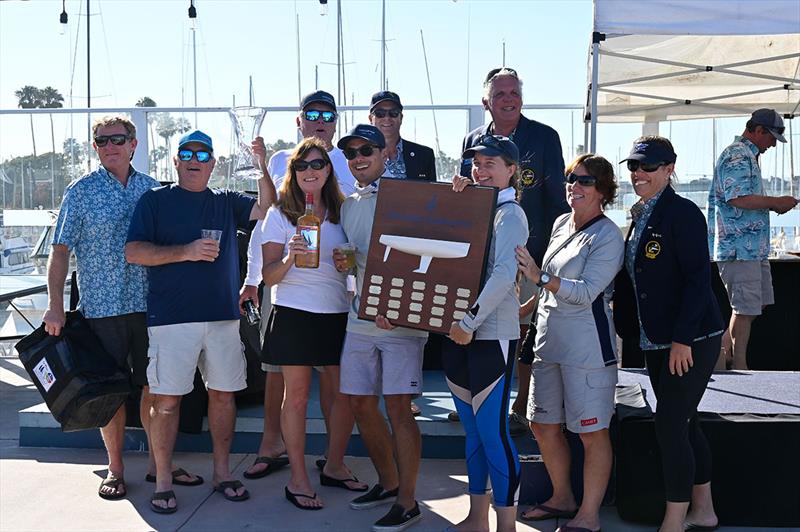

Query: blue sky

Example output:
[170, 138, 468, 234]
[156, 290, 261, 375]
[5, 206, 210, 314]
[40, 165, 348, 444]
[0, 0, 796, 184]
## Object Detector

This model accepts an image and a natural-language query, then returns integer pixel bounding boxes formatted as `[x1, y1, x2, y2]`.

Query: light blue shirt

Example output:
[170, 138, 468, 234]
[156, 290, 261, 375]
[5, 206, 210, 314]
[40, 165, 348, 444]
[52, 166, 159, 318]
[384, 139, 407, 179]
[708, 136, 770, 261]
[626, 188, 671, 351]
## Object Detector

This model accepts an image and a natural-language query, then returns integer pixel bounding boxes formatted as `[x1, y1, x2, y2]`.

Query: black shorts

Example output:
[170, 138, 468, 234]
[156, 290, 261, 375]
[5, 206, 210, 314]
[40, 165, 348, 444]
[86, 312, 148, 387]
[262, 305, 347, 366]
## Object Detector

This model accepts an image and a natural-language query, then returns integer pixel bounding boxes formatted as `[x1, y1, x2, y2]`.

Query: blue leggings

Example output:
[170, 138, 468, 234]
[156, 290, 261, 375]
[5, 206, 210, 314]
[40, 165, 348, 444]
[442, 338, 520, 506]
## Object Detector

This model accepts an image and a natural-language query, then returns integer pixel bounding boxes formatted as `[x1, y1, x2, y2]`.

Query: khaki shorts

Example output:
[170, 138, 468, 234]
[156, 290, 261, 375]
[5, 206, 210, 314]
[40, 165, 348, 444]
[717, 260, 774, 316]
[528, 358, 617, 433]
[146, 320, 246, 396]
[339, 332, 425, 396]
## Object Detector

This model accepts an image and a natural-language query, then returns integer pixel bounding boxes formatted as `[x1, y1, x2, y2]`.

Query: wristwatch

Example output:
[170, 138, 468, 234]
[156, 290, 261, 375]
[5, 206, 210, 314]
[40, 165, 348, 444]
[536, 272, 551, 288]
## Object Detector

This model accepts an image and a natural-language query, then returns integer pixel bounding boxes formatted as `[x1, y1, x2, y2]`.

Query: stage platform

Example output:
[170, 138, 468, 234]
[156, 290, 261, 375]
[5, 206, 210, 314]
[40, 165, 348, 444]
[18, 370, 800, 457]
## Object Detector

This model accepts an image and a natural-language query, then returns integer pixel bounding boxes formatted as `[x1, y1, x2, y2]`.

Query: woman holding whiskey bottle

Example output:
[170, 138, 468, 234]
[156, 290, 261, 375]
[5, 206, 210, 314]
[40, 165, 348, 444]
[257, 137, 367, 510]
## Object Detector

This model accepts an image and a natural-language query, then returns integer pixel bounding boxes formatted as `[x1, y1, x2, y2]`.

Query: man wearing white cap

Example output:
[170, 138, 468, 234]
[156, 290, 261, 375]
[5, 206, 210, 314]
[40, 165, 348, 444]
[708, 108, 798, 369]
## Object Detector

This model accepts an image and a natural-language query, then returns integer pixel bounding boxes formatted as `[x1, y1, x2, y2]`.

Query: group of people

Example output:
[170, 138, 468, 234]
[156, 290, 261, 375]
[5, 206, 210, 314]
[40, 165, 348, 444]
[42, 63, 796, 532]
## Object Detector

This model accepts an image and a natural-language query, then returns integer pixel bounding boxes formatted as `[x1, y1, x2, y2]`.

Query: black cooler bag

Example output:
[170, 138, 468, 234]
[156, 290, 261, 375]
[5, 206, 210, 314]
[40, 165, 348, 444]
[15, 311, 132, 432]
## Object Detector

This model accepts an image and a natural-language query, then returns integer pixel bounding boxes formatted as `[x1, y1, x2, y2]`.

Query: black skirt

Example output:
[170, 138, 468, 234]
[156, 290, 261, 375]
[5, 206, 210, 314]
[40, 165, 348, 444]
[262, 304, 347, 366]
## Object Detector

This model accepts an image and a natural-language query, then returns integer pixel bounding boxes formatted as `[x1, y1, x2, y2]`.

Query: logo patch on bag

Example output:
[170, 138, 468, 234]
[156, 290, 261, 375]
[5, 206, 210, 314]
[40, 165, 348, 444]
[34, 359, 56, 391]
[580, 417, 598, 427]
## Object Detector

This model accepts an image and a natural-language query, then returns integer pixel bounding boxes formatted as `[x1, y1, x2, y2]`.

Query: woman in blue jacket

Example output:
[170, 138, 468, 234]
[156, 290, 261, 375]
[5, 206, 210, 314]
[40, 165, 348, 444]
[614, 136, 723, 532]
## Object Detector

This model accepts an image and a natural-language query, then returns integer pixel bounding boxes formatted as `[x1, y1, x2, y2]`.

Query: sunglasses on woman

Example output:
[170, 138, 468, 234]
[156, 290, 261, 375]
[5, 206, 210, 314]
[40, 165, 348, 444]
[343, 145, 379, 160]
[371, 108, 401, 119]
[566, 173, 597, 186]
[292, 158, 328, 172]
[627, 160, 665, 173]
[303, 110, 337, 123]
[94, 134, 131, 147]
[177, 149, 212, 163]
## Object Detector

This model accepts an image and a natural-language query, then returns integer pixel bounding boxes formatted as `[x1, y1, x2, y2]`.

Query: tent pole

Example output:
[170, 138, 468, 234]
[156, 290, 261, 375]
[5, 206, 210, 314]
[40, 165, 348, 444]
[589, 32, 604, 153]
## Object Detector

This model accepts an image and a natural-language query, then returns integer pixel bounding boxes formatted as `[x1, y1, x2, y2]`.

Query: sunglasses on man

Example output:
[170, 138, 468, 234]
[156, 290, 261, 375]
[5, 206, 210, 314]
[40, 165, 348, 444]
[177, 149, 212, 163]
[94, 134, 131, 147]
[371, 108, 401, 119]
[343, 145, 380, 160]
[566, 173, 597, 187]
[293, 158, 328, 172]
[626, 160, 665, 173]
[303, 110, 337, 123]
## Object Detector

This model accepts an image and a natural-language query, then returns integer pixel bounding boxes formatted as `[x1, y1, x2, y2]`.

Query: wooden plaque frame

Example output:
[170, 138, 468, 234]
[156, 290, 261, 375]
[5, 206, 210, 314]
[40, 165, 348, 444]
[357, 178, 497, 334]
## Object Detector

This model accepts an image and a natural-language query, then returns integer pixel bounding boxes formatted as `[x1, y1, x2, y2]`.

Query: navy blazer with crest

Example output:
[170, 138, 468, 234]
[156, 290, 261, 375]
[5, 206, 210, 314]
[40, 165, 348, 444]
[400, 139, 437, 182]
[613, 186, 723, 346]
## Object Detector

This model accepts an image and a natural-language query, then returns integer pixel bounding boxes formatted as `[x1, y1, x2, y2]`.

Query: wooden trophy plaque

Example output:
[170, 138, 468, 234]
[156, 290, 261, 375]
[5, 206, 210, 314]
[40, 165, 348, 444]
[357, 178, 498, 334]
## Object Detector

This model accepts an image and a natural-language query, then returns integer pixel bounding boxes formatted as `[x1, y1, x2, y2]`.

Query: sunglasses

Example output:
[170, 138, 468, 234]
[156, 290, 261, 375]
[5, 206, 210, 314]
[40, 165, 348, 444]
[293, 158, 328, 172]
[303, 109, 337, 123]
[94, 134, 130, 147]
[177, 149, 212, 163]
[626, 160, 665, 173]
[343, 145, 379, 160]
[566, 173, 597, 187]
[372, 108, 401, 119]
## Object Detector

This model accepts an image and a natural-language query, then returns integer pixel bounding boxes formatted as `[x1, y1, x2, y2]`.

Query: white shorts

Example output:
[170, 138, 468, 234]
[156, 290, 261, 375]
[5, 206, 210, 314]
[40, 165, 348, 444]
[146, 320, 247, 396]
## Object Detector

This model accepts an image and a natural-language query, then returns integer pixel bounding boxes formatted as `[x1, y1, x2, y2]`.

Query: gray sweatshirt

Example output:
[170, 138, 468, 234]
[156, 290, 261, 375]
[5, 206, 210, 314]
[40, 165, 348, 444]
[533, 213, 624, 368]
[460, 187, 529, 341]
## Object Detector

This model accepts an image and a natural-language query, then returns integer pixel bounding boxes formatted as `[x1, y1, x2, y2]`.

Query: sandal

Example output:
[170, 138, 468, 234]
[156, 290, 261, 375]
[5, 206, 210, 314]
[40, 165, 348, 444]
[285, 486, 323, 510]
[213, 480, 250, 502]
[320, 472, 369, 492]
[520, 503, 578, 521]
[98, 475, 126, 500]
[145, 467, 204, 486]
[243, 454, 289, 479]
[150, 490, 177, 514]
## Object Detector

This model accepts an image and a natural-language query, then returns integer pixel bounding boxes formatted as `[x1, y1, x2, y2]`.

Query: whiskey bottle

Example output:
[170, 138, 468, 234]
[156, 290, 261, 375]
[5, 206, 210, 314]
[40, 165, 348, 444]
[295, 192, 320, 268]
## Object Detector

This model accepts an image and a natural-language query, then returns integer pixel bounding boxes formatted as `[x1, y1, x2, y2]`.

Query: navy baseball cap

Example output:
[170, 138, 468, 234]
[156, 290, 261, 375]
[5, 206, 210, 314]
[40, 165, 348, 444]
[337, 124, 386, 150]
[462, 134, 519, 163]
[750, 108, 786, 143]
[178, 130, 213, 152]
[370, 91, 403, 111]
[300, 90, 337, 111]
[620, 141, 676, 165]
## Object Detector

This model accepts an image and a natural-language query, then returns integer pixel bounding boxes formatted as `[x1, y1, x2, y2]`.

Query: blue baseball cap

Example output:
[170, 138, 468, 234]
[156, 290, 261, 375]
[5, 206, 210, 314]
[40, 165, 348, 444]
[300, 90, 337, 111]
[370, 91, 403, 111]
[177, 130, 213, 152]
[337, 124, 386, 150]
[462, 134, 519, 163]
[620, 141, 676, 165]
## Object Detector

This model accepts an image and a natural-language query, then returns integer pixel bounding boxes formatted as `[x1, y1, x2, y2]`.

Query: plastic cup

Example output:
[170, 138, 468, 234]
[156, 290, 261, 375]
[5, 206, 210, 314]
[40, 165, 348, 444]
[201, 229, 222, 242]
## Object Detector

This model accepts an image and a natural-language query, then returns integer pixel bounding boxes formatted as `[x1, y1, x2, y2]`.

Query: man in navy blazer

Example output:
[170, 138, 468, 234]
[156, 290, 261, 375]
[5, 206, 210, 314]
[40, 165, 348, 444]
[460, 67, 569, 432]
[368, 91, 437, 182]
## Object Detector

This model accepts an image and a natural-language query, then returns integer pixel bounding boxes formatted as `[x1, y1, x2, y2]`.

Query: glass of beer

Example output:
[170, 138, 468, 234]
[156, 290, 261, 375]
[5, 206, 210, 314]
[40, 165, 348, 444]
[335, 242, 356, 272]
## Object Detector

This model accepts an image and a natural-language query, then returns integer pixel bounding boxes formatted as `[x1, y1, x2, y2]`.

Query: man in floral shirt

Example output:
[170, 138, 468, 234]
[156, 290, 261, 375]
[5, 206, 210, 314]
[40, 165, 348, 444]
[44, 115, 201, 501]
[707, 108, 797, 369]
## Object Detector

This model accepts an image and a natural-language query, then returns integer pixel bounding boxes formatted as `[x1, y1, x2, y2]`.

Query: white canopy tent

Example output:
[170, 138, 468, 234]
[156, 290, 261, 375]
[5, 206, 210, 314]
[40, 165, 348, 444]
[586, 0, 800, 151]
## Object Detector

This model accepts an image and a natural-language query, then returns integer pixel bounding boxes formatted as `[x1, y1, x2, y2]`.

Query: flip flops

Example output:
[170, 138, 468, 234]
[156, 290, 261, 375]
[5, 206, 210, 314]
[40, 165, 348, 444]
[243, 454, 290, 480]
[520, 503, 578, 521]
[284, 486, 323, 511]
[319, 472, 369, 492]
[213, 480, 250, 502]
[150, 490, 177, 514]
[145, 468, 204, 486]
[98, 475, 127, 500]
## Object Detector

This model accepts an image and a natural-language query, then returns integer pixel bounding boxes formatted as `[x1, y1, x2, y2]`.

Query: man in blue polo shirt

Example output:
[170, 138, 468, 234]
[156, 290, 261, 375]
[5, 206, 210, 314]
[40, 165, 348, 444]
[126, 130, 273, 513]
[44, 115, 201, 501]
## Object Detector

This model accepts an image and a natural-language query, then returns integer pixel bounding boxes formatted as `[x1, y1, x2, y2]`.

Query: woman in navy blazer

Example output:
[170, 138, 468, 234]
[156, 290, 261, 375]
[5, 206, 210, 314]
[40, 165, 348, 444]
[614, 136, 723, 532]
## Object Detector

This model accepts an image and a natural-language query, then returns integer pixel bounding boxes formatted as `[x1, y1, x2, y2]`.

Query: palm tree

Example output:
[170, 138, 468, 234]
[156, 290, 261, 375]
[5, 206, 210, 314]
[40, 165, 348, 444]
[15, 85, 42, 157]
[135, 96, 158, 174]
[39, 87, 64, 208]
